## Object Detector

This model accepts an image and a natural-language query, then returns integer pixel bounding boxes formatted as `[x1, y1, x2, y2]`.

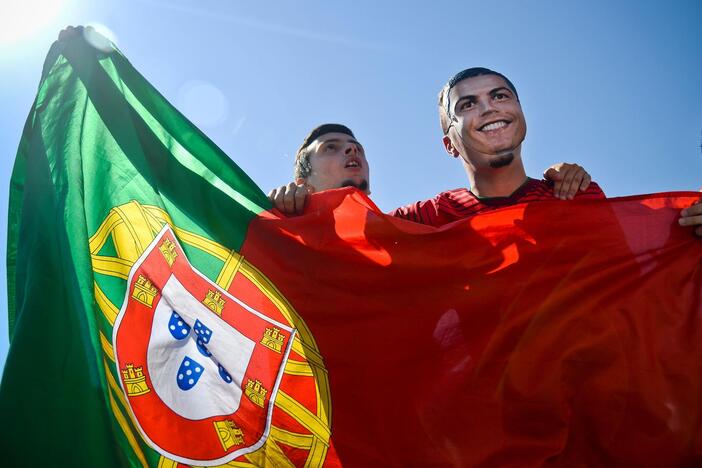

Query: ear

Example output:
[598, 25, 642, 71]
[442, 135, 460, 158]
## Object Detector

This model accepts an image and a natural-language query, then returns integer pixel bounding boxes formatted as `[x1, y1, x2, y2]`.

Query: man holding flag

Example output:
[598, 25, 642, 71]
[394, 66, 702, 228]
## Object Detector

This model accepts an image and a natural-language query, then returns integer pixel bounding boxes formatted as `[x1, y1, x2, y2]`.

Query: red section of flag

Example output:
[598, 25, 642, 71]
[241, 188, 702, 467]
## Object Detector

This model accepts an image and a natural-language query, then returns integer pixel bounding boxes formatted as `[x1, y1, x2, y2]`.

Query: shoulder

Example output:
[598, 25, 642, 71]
[390, 188, 472, 226]
[437, 187, 473, 200]
[389, 197, 435, 223]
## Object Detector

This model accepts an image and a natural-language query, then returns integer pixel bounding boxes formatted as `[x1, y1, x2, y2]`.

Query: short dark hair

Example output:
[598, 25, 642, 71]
[294, 124, 355, 179]
[438, 67, 519, 134]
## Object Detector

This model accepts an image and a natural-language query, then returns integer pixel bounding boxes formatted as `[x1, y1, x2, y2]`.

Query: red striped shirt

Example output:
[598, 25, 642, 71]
[390, 178, 606, 227]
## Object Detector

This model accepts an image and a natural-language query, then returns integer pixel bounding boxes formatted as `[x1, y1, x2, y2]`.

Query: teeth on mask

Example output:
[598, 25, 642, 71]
[481, 121, 507, 131]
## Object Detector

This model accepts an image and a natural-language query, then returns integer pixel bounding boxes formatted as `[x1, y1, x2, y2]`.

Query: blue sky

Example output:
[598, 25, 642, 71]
[1, 0, 700, 372]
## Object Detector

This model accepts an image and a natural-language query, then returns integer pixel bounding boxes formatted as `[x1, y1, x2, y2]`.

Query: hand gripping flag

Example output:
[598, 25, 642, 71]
[3, 34, 702, 467]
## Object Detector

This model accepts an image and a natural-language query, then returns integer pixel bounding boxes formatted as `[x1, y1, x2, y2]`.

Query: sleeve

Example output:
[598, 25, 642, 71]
[581, 181, 607, 199]
[389, 198, 441, 226]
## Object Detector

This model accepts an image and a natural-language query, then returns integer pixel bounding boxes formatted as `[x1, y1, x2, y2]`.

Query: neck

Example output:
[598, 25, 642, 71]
[464, 158, 527, 198]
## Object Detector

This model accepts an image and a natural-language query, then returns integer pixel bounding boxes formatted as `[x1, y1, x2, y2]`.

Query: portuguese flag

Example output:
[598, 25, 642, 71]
[3, 34, 702, 467]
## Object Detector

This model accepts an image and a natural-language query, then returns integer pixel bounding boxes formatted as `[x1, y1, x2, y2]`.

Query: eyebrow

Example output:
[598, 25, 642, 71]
[319, 138, 364, 149]
[453, 86, 514, 110]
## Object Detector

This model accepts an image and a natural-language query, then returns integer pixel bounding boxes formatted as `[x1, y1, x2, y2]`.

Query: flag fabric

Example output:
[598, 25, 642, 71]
[3, 35, 702, 467]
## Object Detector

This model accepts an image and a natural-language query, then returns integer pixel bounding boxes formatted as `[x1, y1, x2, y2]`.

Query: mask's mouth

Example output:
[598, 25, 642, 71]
[478, 119, 510, 132]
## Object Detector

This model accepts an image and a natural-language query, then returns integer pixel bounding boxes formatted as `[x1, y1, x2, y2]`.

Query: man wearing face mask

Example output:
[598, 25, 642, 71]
[388, 67, 702, 233]
[389, 68, 605, 225]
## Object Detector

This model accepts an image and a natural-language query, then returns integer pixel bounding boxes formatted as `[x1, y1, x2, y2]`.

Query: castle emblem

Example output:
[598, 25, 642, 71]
[260, 327, 286, 353]
[132, 275, 158, 307]
[159, 238, 178, 267]
[245, 379, 268, 407]
[214, 420, 244, 451]
[203, 290, 225, 316]
[121, 363, 151, 396]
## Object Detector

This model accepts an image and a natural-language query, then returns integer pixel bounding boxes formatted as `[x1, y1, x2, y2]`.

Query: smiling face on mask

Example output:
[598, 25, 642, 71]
[443, 74, 527, 172]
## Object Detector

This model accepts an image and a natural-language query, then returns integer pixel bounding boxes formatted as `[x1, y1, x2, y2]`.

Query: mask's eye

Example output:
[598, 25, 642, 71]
[458, 98, 475, 111]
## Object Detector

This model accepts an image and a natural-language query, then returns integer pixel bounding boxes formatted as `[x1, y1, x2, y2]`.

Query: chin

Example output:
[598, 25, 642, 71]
[341, 179, 369, 192]
[488, 153, 515, 169]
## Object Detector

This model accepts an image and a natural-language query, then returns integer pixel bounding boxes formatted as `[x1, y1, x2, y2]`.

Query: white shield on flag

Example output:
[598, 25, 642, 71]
[147, 276, 256, 419]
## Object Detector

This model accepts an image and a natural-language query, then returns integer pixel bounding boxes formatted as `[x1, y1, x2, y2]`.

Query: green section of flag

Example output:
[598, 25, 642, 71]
[2, 34, 270, 466]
